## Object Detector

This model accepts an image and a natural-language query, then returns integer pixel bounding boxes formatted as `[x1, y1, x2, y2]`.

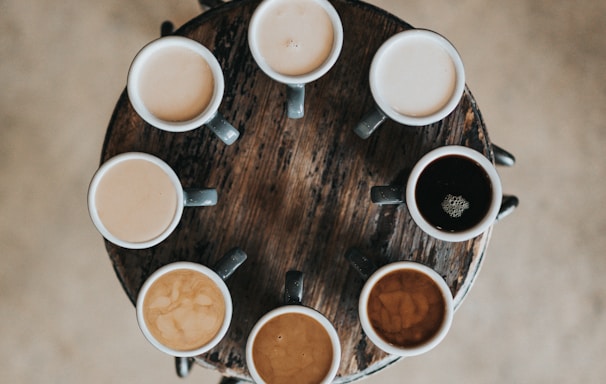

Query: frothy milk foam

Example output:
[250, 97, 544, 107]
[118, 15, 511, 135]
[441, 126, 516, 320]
[255, 0, 334, 76]
[95, 158, 178, 244]
[138, 46, 214, 122]
[376, 34, 456, 117]
[143, 269, 226, 351]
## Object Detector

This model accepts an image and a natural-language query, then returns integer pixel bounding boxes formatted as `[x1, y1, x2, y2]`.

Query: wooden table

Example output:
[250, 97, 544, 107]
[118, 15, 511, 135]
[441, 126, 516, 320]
[101, 0, 499, 381]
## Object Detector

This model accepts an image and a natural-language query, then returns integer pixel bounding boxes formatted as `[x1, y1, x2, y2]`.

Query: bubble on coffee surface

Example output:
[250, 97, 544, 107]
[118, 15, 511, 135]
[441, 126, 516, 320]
[441, 194, 470, 218]
[285, 38, 300, 49]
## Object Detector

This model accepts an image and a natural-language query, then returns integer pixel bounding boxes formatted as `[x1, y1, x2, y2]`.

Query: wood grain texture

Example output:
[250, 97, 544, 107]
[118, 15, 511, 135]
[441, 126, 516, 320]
[101, 0, 495, 381]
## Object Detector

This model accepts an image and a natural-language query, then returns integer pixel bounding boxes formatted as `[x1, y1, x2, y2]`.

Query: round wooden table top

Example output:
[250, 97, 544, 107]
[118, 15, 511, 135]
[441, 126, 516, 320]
[101, 0, 496, 381]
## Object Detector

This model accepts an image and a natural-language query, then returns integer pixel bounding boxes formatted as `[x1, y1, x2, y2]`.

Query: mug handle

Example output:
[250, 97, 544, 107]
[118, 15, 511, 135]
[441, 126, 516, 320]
[370, 186, 518, 222]
[354, 105, 387, 139]
[212, 247, 248, 281]
[492, 144, 516, 167]
[175, 356, 194, 378]
[184, 188, 218, 207]
[206, 112, 240, 145]
[287, 84, 305, 119]
[285, 270, 303, 305]
[345, 248, 377, 281]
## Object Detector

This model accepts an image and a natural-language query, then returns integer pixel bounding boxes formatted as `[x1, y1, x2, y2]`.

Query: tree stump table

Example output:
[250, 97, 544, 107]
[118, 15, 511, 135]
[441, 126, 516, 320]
[101, 0, 501, 381]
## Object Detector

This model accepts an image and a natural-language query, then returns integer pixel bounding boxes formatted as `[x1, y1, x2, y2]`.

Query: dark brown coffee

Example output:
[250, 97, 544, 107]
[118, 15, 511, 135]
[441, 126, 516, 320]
[367, 269, 446, 348]
[415, 155, 492, 232]
[251, 312, 333, 384]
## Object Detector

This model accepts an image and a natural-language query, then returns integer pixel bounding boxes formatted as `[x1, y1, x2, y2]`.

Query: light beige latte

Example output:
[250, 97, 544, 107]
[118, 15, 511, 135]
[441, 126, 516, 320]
[94, 158, 178, 244]
[138, 45, 215, 122]
[254, 0, 334, 76]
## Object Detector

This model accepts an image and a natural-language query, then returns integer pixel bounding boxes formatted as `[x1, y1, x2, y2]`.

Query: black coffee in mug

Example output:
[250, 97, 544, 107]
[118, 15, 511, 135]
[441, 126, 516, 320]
[414, 155, 492, 232]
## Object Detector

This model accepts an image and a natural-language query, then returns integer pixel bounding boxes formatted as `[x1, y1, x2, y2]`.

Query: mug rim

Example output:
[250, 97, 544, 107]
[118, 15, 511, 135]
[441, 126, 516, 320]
[87, 152, 184, 249]
[248, 0, 344, 85]
[135, 261, 233, 357]
[358, 261, 454, 357]
[369, 29, 466, 126]
[406, 145, 503, 242]
[245, 305, 342, 384]
[127, 36, 225, 132]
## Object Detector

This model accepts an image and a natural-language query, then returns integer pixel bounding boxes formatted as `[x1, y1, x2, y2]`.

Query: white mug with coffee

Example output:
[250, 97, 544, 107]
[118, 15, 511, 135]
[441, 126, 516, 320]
[136, 248, 247, 357]
[346, 249, 454, 357]
[88, 152, 217, 249]
[371, 146, 503, 242]
[248, 0, 343, 119]
[354, 29, 465, 138]
[246, 271, 341, 384]
[127, 36, 240, 145]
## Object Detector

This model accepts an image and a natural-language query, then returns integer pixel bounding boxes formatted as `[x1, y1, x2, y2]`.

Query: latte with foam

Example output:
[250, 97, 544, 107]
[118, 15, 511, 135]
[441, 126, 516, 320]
[142, 268, 226, 352]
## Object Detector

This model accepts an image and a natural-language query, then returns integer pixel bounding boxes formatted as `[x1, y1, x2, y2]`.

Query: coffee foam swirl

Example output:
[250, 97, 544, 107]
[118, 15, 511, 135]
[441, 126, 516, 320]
[143, 269, 226, 351]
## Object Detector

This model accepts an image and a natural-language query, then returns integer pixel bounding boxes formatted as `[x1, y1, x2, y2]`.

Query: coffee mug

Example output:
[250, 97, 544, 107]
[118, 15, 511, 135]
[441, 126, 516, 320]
[127, 36, 240, 145]
[346, 248, 454, 357]
[136, 248, 247, 357]
[371, 146, 502, 242]
[354, 29, 465, 139]
[88, 152, 217, 249]
[248, 0, 343, 119]
[246, 271, 341, 384]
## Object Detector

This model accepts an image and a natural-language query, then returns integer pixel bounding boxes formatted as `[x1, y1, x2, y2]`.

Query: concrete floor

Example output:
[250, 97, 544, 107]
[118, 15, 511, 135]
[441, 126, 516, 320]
[1, 0, 605, 383]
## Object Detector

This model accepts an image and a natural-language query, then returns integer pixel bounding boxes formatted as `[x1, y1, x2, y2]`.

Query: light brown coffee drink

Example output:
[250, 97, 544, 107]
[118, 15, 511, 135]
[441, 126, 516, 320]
[251, 312, 334, 384]
[367, 269, 446, 348]
[94, 158, 178, 244]
[138, 45, 215, 122]
[142, 268, 226, 351]
[254, 0, 335, 76]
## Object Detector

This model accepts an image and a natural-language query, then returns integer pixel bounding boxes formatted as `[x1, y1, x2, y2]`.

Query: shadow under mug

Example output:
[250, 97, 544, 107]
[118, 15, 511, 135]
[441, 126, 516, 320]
[136, 248, 247, 357]
[246, 271, 341, 384]
[354, 29, 466, 139]
[371, 146, 502, 242]
[88, 152, 217, 249]
[346, 249, 454, 357]
[127, 36, 239, 145]
[248, 0, 343, 119]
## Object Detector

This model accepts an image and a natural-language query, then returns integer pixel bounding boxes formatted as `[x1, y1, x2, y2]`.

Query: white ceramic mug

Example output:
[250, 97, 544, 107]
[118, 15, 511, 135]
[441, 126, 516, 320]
[371, 146, 502, 242]
[136, 249, 247, 357]
[346, 250, 454, 357]
[246, 271, 341, 384]
[354, 29, 465, 138]
[127, 36, 239, 145]
[88, 152, 217, 249]
[248, 0, 343, 119]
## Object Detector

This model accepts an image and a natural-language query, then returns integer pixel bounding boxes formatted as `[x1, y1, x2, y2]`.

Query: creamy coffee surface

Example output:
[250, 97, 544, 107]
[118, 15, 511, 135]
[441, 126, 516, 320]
[367, 269, 445, 348]
[255, 0, 334, 76]
[139, 45, 214, 122]
[95, 158, 178, 243]
[376, 35, 456, 117]
[252, 312, 333, 384]
[143, 269, 226, 351]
